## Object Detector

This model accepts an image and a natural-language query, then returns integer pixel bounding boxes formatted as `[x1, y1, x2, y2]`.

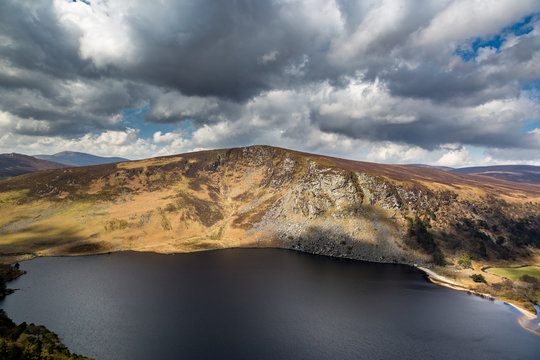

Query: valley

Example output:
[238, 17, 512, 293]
[1, 145, 539, 314]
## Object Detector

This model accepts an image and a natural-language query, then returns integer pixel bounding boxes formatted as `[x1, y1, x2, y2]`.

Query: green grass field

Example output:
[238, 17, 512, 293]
[486, 266, 540, 282]
[486, 266, 540, 303]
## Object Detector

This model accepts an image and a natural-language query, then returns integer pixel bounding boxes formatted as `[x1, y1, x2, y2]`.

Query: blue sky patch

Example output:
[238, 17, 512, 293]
[180, 120, 195, 139]
[520, 118, 540, 133]
[455, 13, 536, 61]
[523, 79, 540, 92]
[121, 101, 174, 139]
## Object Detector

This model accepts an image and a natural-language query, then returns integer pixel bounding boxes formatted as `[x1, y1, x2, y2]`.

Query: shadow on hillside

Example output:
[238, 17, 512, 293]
[0, 224, 87, 254]
[345, 203, 401, 230]
[273, 225, 414, 264]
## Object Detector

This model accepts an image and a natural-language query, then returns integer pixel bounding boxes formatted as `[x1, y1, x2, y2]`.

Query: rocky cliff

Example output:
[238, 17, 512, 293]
[1, 146, 539, 266]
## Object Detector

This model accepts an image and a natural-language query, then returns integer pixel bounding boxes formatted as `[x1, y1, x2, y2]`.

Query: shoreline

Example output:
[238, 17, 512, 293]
[417, 266, 538, 322]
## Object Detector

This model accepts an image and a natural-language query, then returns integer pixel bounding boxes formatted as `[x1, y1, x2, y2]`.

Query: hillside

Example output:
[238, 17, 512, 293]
[0, 153, 69, 179]
[451, 165, 540, 184]
[34, 151, 129, 166]
[0, 146, 538, 268]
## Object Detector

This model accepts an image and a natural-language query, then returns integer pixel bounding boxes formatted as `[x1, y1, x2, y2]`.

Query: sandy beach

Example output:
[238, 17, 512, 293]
[417, 266, 538, 321]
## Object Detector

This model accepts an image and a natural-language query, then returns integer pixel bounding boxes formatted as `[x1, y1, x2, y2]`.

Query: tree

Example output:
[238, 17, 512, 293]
[457, 253, 472, 269]
[470, 274, 487, 283]
[0, 275, 6, 294]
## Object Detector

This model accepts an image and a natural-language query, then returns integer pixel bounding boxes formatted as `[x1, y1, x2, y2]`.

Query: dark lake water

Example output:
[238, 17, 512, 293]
[1, 249, 539, 359]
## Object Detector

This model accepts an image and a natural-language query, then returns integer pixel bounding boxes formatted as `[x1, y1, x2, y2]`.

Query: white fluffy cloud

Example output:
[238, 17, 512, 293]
[366, 142, 430, 163]
[435, 145, 475, 167]
[54, 0, 137, 68]
[411, 0, 538, 49]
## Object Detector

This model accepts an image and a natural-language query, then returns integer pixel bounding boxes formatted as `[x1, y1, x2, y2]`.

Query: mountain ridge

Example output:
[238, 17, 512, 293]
[451, 165, 540, 184]
[0, 153, 69, 179]
[406, 163, 540, 184]
[1, 145, 538, 262]
[34, 151, 129, 166]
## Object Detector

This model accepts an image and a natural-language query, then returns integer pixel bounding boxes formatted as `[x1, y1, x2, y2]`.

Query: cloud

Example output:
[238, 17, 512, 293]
[258, 51, 279, 65]
[435, 145, 475, 167]
[0, 0, 539, 167]
[366, 142, 430, 163]
[0, 128, 158, 159]
[410, 0, 538, 49]
[54, 0, 137, 68]
[153, 131, 178, 145]
[313, 79, 540, 150]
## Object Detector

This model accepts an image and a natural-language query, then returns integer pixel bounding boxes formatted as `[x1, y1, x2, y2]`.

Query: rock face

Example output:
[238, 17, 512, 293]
[0, 146, 539, 266]
[249, 157, 415, 264]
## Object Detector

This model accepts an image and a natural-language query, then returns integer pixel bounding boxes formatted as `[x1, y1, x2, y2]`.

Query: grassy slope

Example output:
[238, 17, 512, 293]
[486, 265, 540, 302]
[0, 148, 281, 257]
[486, 266, 540, 281]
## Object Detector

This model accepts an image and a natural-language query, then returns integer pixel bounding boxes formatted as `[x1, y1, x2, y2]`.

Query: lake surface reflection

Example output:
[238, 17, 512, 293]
[2, 249, 539, 359]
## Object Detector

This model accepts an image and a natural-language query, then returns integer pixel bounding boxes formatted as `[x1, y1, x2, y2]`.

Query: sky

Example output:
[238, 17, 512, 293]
[0, 0, 539, 167]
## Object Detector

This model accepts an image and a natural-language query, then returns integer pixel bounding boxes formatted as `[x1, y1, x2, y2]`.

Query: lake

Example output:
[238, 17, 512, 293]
[1, 249, 539, 359]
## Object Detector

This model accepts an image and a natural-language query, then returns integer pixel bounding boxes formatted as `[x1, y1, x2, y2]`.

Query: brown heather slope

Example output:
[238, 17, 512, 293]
[0, 145, 539, 266]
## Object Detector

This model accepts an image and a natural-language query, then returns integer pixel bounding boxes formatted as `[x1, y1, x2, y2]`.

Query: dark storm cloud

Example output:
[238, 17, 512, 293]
[123, 0, 343, 101]
[0, 0, 135, 136]
[314, 112, 539, 150]
[384, 64, 519, 106]
[385, 36, 540, 106]
[0, 1, 95, 79]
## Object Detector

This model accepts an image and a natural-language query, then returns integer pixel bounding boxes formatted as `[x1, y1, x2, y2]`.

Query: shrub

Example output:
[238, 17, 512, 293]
[104, 218, 128, 231]
[471, 274, 487, 283]
[432, 252, 446, 266]
[407, 216, 438, 253]
[457, 253, 472, 269]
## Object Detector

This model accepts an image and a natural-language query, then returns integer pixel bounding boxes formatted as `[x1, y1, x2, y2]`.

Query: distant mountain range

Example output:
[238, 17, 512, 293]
[407, 164, 540, 184]
[34, 151, 128, 167]
[0, 151, 129, 179]
[451, 165, 540, 184]
[0, 153, 69, 179]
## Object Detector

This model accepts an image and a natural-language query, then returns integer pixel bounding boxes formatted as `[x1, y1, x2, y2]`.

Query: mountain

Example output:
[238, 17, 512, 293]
[451, 165, 540, 184]
[34, 151, 129, 166]
[0, 153, 69, 179]
[406, 164, 540, 184]
[1, 145, 538, 268]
